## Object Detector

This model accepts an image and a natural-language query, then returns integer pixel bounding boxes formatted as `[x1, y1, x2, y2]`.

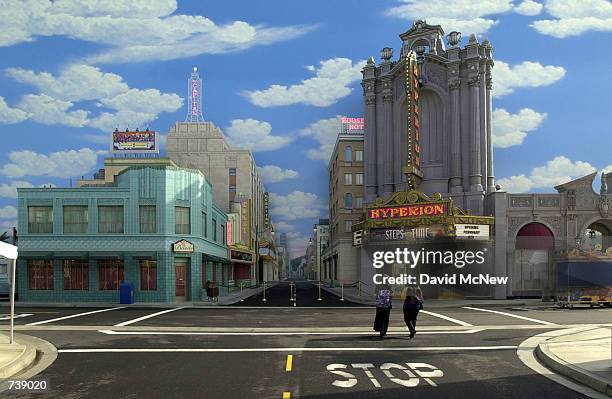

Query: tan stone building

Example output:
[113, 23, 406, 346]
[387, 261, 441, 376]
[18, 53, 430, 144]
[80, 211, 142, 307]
[323, 131, 364, 284]
[166, 121, 275, 284]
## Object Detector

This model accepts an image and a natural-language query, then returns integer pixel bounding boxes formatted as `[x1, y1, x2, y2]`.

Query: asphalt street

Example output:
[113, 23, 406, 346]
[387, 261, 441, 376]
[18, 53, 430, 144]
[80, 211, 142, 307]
[0, 281, 610, 399]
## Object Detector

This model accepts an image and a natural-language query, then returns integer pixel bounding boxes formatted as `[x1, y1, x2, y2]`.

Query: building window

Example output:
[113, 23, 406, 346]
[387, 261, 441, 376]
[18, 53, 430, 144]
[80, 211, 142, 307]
[63, 206, 88, 234]
[175, 206, 191, 234]
[28, 259, 53, 290]
[202, 212, 208, 237]
[140, 260, 157, 291]
[344, 193, 353, 209]
[98, 206, 124, 234]
[344, 146, 352, 162]
[345, 220, 353, 233]
[355, 173, 364, 185]
[139, 206, 156, 234]
[356, 150, 363, 161]
[355, 197, 364, 209]
[63, 260, 89, 290]
[344, 173, 352, 185]
[221, 224, 226, 245]
[28, 206, 53, 234]
[229, 168, 236, 176]
[98, 260, 124, 290]
[212, 218, 217, 242]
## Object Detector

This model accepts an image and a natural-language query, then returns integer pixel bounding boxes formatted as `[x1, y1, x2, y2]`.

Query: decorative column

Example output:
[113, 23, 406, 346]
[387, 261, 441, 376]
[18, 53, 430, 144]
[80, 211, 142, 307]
[485, 51, 495, 192]
[468, 70, 483, 192]
[479, 58, 488, 193]
[382, 79, 394, 196]
[446, 38, 463, 193]
[362, 57, 377, 204]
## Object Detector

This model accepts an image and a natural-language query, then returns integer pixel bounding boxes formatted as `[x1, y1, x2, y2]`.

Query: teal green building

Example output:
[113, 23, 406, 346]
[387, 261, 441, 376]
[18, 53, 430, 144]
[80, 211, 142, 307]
[16, 163, 230, 303]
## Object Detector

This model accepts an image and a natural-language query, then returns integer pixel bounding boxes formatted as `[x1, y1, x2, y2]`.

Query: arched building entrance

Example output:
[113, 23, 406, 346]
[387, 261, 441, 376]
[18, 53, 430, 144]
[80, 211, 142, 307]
[513, 223, 554, 298]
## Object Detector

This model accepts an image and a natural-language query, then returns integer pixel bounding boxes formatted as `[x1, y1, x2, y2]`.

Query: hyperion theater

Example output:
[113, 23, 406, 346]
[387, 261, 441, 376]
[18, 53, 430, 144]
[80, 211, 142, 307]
[338, 20, 612, 300]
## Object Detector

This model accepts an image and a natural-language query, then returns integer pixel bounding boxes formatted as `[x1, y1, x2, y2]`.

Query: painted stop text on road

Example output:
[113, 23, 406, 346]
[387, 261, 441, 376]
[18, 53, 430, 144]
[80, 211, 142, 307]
[326, 362, 443, 388]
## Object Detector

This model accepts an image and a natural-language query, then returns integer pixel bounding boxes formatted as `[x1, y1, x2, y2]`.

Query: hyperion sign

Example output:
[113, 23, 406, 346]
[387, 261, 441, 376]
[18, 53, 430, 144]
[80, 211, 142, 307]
[341, 117, 364, 134]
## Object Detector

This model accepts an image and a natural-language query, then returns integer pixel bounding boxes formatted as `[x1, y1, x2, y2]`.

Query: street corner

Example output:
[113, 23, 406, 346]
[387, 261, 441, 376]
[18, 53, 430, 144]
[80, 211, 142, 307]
[0, 332, 57, 393]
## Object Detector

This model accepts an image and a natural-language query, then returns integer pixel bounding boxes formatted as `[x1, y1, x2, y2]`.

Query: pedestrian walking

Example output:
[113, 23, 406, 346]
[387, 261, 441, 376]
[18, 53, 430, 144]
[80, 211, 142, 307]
[373, 285, 392, 339]
[401, 284, 423, 339]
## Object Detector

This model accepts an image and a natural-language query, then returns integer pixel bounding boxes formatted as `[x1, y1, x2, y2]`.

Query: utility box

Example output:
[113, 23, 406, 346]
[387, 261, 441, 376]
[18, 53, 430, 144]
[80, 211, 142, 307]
[120, 282, 134, 304]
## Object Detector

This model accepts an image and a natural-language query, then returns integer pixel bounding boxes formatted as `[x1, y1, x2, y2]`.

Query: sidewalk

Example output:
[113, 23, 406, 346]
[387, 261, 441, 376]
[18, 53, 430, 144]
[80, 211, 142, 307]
[0, 332, 37, 378]
[0, 283, 274, 308]
[320, 283, 551, 308]
[536, 327, 612, 396]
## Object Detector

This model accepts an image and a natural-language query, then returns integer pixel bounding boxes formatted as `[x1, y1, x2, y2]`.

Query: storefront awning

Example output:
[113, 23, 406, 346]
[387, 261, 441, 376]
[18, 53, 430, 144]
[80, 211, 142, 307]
[132, 252, 156, 260]
[202, 253, 230, 264]
[18, 251, 53, 259]
[89, 252, 123, 260]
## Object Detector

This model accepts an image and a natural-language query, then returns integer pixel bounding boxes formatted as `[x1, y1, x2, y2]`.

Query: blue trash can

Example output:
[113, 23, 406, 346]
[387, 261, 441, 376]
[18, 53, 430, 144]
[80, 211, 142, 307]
[119, 282, 134, 304]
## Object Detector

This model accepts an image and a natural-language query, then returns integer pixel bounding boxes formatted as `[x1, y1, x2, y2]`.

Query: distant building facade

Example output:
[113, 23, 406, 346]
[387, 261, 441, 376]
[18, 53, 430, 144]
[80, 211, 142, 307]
[324, 131, 364, 284]
[17, 161, 229, 303]
[167, 70, 275, 284]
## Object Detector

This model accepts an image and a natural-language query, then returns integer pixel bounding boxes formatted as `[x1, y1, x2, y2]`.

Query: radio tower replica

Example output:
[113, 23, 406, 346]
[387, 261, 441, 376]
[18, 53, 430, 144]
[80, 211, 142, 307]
[185, 67, 204, 122]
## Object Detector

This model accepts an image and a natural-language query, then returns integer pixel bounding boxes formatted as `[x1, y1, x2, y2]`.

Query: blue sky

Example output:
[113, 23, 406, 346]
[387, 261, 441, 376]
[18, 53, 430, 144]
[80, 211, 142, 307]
[0, 0, 611, 257]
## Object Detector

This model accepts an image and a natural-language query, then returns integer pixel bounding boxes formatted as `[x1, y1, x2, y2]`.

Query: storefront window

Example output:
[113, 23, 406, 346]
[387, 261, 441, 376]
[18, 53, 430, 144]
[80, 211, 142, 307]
[28, 206, 53, 234]
[175, 206, 190, 234]
[140, 260, 157, 291]
[139, 206, 156, 233]
[63, 260, 89, 290]
[98, 206, 124, 234]
[98, 259, 124, 290]
[63, 206, 88, 234]
[28, 259, 53, 290]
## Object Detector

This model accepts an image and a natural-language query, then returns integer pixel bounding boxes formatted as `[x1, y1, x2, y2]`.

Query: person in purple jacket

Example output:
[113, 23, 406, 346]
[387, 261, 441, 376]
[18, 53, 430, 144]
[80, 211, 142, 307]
[373, 284, 393, 339]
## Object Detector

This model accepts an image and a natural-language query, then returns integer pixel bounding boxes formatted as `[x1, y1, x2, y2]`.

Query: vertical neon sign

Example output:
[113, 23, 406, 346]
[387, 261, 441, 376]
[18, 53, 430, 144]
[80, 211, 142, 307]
[186, 67, 204, 122]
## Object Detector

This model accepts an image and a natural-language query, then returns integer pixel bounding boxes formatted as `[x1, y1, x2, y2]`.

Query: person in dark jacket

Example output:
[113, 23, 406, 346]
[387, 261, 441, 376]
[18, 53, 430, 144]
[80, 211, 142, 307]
[401, 284, 423, 339]
[373, 285, 393, 338]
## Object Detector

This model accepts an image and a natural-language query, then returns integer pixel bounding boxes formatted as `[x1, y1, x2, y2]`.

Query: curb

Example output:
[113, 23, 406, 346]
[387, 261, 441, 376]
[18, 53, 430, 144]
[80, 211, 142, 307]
[535, 337, 612, 397]
[0, 343, 36, 379]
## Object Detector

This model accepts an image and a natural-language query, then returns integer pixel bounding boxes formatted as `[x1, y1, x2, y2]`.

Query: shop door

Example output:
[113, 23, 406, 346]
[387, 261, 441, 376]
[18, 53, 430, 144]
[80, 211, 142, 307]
[175, 263, 186, 301]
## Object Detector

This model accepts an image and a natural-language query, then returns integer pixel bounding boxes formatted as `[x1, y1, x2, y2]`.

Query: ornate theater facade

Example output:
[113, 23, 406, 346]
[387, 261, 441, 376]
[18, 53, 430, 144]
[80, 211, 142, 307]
[347, 20, 611, 300]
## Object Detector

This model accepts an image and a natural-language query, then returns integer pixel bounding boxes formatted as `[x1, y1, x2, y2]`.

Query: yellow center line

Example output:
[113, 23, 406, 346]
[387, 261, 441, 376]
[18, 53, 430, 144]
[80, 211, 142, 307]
[285, 354, 293, 372]
[282, 392, 291, 399]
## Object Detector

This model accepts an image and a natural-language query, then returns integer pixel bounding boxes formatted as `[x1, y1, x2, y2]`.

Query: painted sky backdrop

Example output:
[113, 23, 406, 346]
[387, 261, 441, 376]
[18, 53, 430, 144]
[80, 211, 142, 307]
[0, 0, 611, 257]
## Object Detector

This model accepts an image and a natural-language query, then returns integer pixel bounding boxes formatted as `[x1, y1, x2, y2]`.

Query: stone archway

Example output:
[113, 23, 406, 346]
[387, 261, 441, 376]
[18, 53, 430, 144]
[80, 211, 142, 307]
[579, 218, 612, 252]
[513, 222, 555, 299]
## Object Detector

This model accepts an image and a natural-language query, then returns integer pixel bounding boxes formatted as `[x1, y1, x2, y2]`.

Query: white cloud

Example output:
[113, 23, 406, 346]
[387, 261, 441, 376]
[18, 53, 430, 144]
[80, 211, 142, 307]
[6, 64, 129, 101]
[5, 64, 182, 131]
[18, 94, 89, 127]
[0, 205, 17, 219]
[300, 116, 343, 163]
[226, 119, 293, 152]
[0, 148, 99, 178]
[0, 180, 35, 198]
[604, 165, 612, 173]
[269, 191, 326, 221]
[258, 165, 299, 184]
[532, 0, 612, 38]
[0, 0, 314, 63]
[274, 221, 295, 232]
[244, 58, 366, 107]
[87, 110, 158, 132]
[493, 60, 566, 97]
[99, 88, 182, 114]
[0, 96, 29, 124]
[497, 156, 597, 192]
[514, 0, 543, 16]
[492, 108, 547, 148]
[383, 0, 513, 35]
